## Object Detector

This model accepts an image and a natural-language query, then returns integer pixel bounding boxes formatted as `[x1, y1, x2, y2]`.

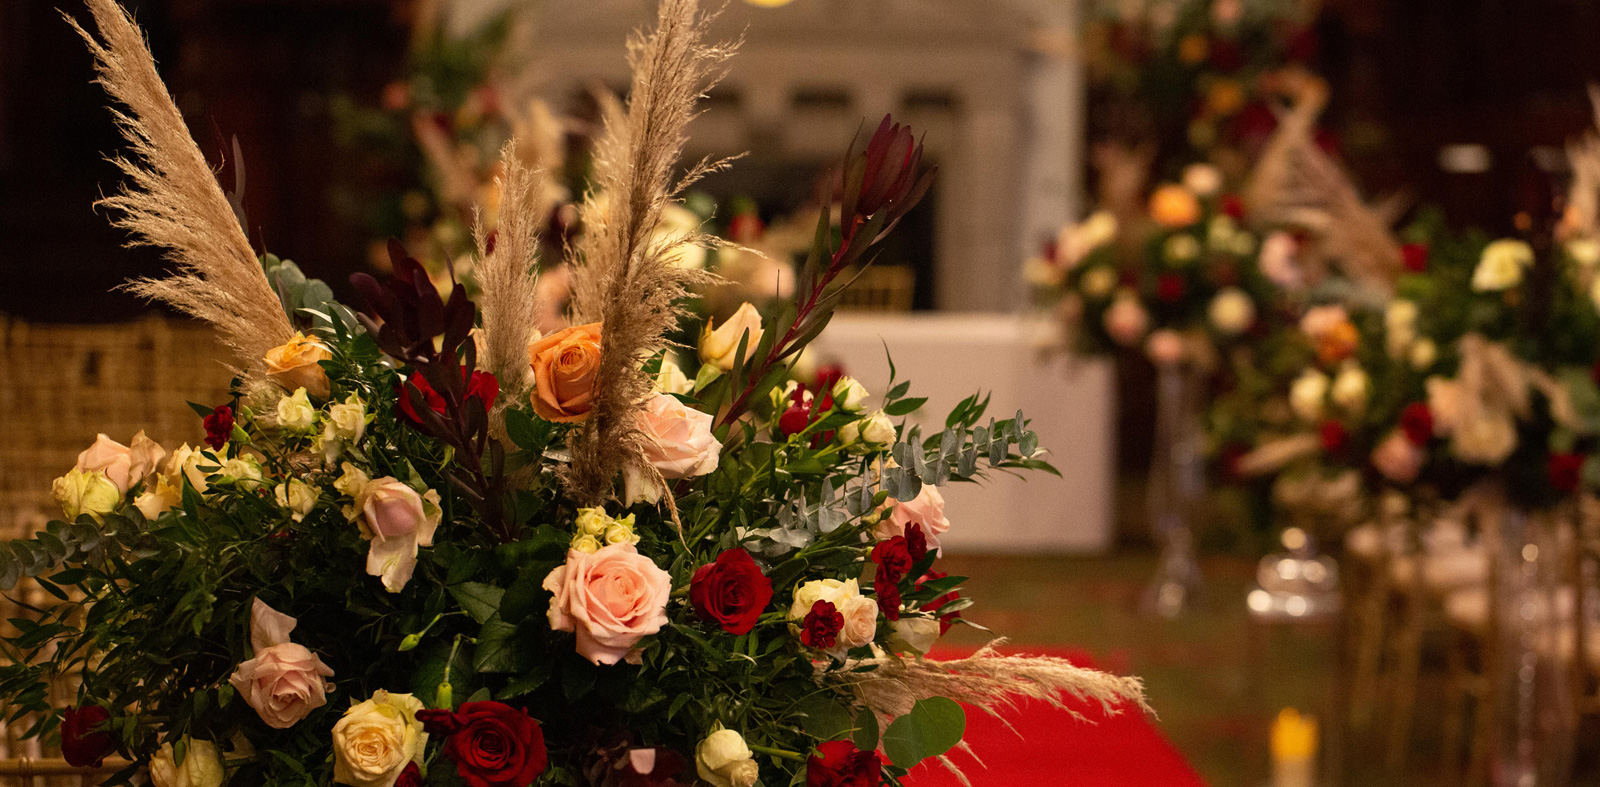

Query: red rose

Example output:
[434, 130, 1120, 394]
[800, 600, 844, 650]
[1399, 402, 1434, 446]
[1319, 421, 1349, 456]
[432, 701, 548, 787]
[918, 570, 962, 634]
[395, 762, 423, 787]
[1549, 453, 1585, 494]
[1219, 194, 1246, 220]
[806, 740, 884, 787]
[904, 524, 928, 562]
[1156, 273, 1187, 303]
[813, 364, 846, 394]
[1401, 243, 1429, 273]
[870, 537, 913, 583]
[203, 405, 234, 451]
[61, 704, 115, 768]
[690, 549, 774, 635]
[397, 370, 499, 425]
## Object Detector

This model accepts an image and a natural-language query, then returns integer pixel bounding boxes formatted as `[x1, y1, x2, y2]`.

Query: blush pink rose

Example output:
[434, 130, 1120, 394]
[1371, 430, 1424, 484]
[229, 598, 335, 729]
[357, 478, 442, 593]
[875, 484, 951, 551]
[543, 543, 672, 665]
[637, 394, 722, 479]
[76, 432, 165, 494]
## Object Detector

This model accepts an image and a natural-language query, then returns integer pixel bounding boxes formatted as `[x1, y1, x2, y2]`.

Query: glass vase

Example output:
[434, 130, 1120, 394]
[1142, 360, 1206, 618]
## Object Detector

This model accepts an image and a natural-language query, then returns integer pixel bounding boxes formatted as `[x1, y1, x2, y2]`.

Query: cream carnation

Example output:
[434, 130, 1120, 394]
[544, 543, 672, 665]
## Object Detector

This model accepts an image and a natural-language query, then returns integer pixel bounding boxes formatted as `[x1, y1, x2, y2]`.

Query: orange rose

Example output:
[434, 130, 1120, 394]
[528, 322, 602, 422]
[1149, 184, 1201, 228]
[264, 333, 333, 399]
[1315, 321, 1359, 366]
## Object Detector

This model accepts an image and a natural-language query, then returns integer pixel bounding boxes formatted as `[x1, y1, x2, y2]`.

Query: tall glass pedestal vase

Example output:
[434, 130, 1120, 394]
[1142, 360, 1206, 618]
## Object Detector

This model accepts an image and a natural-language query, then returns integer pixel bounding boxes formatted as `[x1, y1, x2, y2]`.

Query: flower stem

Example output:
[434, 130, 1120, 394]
[747, 743, 806, 761]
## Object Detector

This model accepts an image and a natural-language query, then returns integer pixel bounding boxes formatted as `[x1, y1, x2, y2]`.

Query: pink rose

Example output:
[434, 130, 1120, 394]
[875, 484, 951, 551]
[1103, 295, 1150, 347]
[356, 478, 442, 593]
[637, 394, 722, 479]
[1371, 430, 1424, 484]
[76, 432, 165, 494]
[543, 543, 672, 665]
[229, 598, 335, 729]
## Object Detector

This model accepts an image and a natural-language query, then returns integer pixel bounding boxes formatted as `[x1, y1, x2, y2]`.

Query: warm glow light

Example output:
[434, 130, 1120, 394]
[743, 0, 795, 6]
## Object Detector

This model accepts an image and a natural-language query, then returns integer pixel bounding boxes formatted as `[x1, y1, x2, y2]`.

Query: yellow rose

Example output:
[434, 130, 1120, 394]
[52, 468, 120, 521]
[571, 534, 602, 553]
[149, 739, 223, 787]
[700, 303, 764, 371]
[264, 333, 333, 400]
[165, 444, 217, 494]
[575, 507, 614, 537]
[1471, 239, 1534, 292]
[1149, 184, 1201, 228]
[331, 691, 427, 787]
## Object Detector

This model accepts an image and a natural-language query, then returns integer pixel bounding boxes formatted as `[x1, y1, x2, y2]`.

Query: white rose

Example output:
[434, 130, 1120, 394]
[1471, 238, 1533, 291]
[887, 617, 942, 656]
[571, 534, 602, 554]
[654, 357, 694, 395]
[1164, 234, 1201, 264]
[636, 393, 722, 479]
[840, 411, 895, 453]
[326, 394, 367, 443]
[331, 691, 427, 787]
[1181, 162, 1223, 196]
[832, 376, 870, 413]
[1289, 370, 1330, 422]
[696, 729, 759, 787]
[275, 478, 317, 522]
[1331, 363, 1370, 414]
[1207, 287, 1255, 335]
[1409, 338, 1439, 370]
[149, 739, 223, 787]
[1451, 413, 1518, 465]
[276, 387, 317, 432]
[789, 578, 858, 622]
[605, 520, 640, 547]
[333, 462, 370, 499]
[1079, 266, 1118, 299]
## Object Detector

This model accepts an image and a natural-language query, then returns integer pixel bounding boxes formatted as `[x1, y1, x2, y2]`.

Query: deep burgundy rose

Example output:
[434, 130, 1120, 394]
[1549, 453, 1585, 494]
[800, 600, 844, 650]
[431, 701, 548, 787]
[1401, 243, 1430, 273]
[1219, 194, 1246, 220]
[1399, 403, 1434, 446]
[1319, 421, 1349, 456]
[1156, 273, 1186, 303]
[806, 740, 884, 787]
[919, 570, 963, 634]
[395, 762, 423, 787]
[873, 576, 902, 621]
[870, 537, 912, 583]
[61, 705, 115, 768]
[396, 370, 499, 426]
[690, 549, 774, 635]
[904, 524, 928, 562]
[203, 405, 234, 451]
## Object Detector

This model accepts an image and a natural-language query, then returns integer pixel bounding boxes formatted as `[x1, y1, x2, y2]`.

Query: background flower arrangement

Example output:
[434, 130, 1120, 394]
[0, 3, 1147, 787]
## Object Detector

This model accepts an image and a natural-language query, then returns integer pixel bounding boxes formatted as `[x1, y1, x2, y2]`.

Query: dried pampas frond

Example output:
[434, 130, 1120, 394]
[1245, 71, 1404, 294]
[474, 142, 547, 400]
[70, 0, 294, 370]
[839, 641, 1150, 725]
[560, 0, 734, 506]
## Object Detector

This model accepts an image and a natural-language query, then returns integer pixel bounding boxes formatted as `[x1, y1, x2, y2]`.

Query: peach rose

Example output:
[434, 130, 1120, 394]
[543, 543, 672, 665]
[1149, 184, 1201, 228]
[75, 432, 165, 494]
[355, 478, 442, 593]
[1103, 293, 1150, 347]
[700, 303, 764, 371]
[265, 332, 333, 399]
[528, 322, 602, 422]
[229, 598, 335, 729]
[637, 393, 722, 478]
[876, 484, 951, 551]
[1371, 431, 1424, 484]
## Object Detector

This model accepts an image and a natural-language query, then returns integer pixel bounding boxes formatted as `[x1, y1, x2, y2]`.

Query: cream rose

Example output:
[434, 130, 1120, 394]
[696, 729, 759, 787]
[789, 578, 858, 621]
[331, 691, 427, 787]
[654, 358, 694, 396]
[837, 594, 879, 649]
[887, 616, 941, 656]
[76, 432, 165, 495]
[839, 410, 895, 453]
[229, 598, 335, 729]
[1208, 288, 1255, 335]
[1289, 369, 1329, 423]
[276, 388, 316, 432]
[149, 739, 222, 787]
[1471, 239, 1534, 292]
[1331, 363, 1370, 414]
[832, 376, 870, 413]
[133, 474, 182, 520]
[528, 322, 603, 423]
[326, 394, 367, 443]
[1103, 292, 1150, 346]
[1451, 413, 1518, 465]
[355, 478, 442, 593]
[543, 543, 672, 665]
[789, 578, 876, 652]
[637, 393, 721, 479]
[52, 468, 120, 521]
[165, 444, 216, 494]
[1409, 338, 1439, 370]
[221, 454, 265, 490]
[700, 303, 764, 371]
[275, 478, 317, 522]
[265, 332, 333, 400]
[876, 484, 951, 551]
[1181, 163, 1223, 196]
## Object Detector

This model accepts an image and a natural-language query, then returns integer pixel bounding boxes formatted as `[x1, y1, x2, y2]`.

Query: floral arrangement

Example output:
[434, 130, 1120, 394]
[3, 3, 1147, 787]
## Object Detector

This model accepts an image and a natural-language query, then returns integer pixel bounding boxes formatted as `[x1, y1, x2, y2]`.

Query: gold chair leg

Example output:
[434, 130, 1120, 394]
[1385, 583, 1425, 770]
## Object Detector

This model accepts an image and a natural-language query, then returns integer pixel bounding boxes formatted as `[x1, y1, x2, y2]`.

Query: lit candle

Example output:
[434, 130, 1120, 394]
[1271, 708, 1317, 787]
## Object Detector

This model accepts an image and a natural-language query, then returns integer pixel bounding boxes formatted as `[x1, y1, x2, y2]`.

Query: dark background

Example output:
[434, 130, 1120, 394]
[6, 0, 1600, 322]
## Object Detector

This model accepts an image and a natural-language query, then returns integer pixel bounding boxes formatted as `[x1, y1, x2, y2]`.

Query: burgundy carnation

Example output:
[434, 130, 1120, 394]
[203, 405, 234, 451]
[1401, 243, 1429, 273]
[904, 524, 929, 562]
[806, 740, 884, 787]
[873, 576, 902, 621]
[1399, 402, 1434, 446]
[434, 701, 548, 787]
[870, 537, 913, 584]
[61, 704, 115, 768]
[800, 600, 844, 650]
[1549, 453, 1585, 494]
[1319, 421, 1349, 456]
[395, 762, 423, 787]
[690, 549, 774, 635]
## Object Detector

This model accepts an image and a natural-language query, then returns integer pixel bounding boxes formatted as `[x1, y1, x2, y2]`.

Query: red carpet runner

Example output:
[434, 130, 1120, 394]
[902, 646, 1206, 787]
